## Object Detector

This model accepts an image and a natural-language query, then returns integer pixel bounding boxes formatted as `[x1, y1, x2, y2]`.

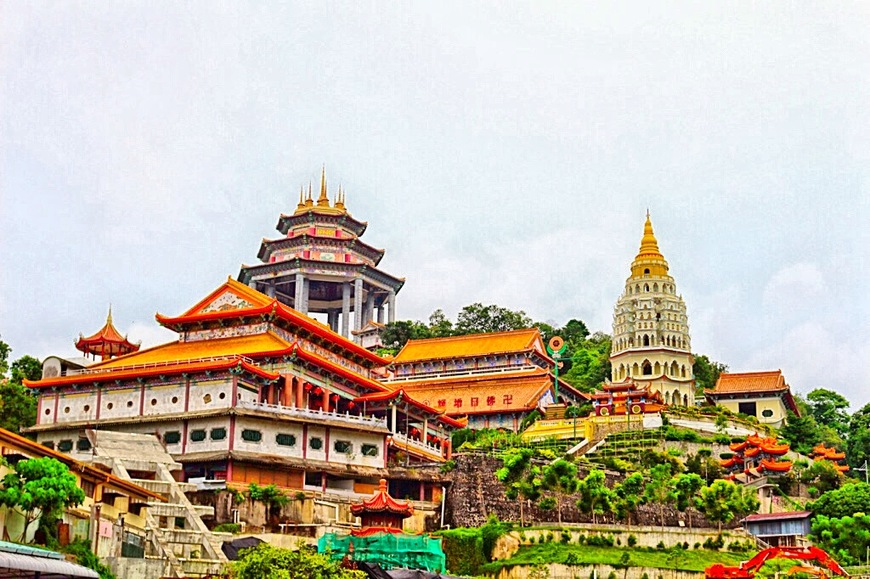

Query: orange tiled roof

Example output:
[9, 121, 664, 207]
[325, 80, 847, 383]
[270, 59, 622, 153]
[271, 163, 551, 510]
[392, 329, 543, 363]
[156, 278, 388, 368]
[390, 369, 553, 415]
[707, 370, 788, 395]
[91, 332, 293, 369]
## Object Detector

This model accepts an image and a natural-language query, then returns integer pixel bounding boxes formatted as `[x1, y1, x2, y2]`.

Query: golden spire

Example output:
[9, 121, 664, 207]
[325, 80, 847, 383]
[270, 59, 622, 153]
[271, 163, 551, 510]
[296, 186, 306, 211]
[630, 211, 669, 278]
[334, 185, 346, 210]
[317, 166, 330, 207]
[106, 305, 113, 326]
[304, 182, 314, 208]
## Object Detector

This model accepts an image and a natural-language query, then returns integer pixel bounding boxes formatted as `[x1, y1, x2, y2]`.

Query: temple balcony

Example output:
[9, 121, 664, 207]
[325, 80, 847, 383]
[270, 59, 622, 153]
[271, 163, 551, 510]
[236, 399, 387, 430]
[390, 431, 445, 462]
[384, 363, 535, 383]
[63, 354, 258, 376]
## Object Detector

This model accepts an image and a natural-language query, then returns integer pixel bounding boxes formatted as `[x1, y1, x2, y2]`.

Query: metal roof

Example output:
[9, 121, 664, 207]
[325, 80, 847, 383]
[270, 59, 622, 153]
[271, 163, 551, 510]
[0, 542, 99, 579]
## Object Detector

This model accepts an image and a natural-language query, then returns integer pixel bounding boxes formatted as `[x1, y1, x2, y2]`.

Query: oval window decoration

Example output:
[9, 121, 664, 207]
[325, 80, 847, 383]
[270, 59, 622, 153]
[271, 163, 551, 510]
[599, 406, 610, 416]
[309, 437, 323, 450]
[631, 404, 643, 415]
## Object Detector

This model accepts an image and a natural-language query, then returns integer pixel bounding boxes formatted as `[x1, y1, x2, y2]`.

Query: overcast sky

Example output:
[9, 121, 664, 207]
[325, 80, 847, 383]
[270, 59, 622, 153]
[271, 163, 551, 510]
[1, 3, 868, 407]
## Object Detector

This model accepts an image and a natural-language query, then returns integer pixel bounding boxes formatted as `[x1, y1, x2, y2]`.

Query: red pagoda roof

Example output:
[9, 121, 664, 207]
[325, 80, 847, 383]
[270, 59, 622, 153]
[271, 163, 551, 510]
[75, 308, 140, 360]
[350, 479, 414, 517]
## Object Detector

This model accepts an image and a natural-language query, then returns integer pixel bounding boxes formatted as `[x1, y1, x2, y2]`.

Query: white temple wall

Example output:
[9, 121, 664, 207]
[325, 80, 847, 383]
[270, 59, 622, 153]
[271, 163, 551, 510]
[186, 378, 233, 412]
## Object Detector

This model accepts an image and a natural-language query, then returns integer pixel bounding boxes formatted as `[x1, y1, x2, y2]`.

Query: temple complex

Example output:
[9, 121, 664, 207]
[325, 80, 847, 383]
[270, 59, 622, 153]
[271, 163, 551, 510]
[608, 213, 696, 407]
[25, 278, 457, 497]
[238, 169, 404, 342]
[382, 329, 589, 431]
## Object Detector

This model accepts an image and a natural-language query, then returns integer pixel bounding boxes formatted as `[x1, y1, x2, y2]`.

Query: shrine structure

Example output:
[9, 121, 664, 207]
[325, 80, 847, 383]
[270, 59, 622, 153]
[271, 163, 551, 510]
[238, 169, 404, 343]
[705, 370, 800, 428]
[609, 213, 696, 407]
[590, 380, 664, 417]
[75, 307, 140, 361]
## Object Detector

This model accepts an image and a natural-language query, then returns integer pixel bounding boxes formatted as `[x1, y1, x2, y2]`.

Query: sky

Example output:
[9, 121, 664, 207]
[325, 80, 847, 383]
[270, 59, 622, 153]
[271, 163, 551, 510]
[1, 3, 868, 406]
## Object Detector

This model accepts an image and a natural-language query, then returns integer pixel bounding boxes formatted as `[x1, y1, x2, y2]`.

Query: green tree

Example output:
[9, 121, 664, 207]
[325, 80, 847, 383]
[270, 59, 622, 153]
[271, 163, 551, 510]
[560, 319, 590, 345]
[427, 309, 454, 337]
[379, 320, 432, 353]
[613, 472, 645, 528]
[695, 480, 758, 532]
[670, 473, 704, 528]
[0, 457, 86, 543]
[540, 459, 579, 524]
[496, 447, 536, 525]
[807, 389, 850, 436]
[576, 469, 613, 524]
[847, 404, 870, 472]
[799, 460, 844, 495]
[811, 482, 870, 518]
[454, 303, 532, 335]
[780, 411, 823, 456]
[810, 513, 870, 566]
[644, 464, 674, 529]
[0, 340, 40, 434]
[230, 542, 364, 579]
[692, 355, 727, 394]
[562, 332, 612, 392]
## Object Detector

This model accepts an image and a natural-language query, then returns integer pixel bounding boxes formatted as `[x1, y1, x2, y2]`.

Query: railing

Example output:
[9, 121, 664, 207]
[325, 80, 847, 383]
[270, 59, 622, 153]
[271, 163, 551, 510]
[383, 364, 537, 383]
[392, 431, 443, 458]
[65, 354, 257, 376]
[237, 400, 388, 428]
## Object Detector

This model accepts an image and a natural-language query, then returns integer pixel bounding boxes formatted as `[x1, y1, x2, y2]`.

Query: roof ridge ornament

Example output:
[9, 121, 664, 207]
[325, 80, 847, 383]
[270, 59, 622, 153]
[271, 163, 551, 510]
[317, 165, 330, 207]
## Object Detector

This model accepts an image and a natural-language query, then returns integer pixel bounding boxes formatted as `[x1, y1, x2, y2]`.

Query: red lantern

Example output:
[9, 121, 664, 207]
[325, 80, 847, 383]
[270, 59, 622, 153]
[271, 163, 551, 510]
[304, 383, 312, 392]
[331, 393, 339, 401]
[313, 387, 323, 396]
[348, 402, 356, 409]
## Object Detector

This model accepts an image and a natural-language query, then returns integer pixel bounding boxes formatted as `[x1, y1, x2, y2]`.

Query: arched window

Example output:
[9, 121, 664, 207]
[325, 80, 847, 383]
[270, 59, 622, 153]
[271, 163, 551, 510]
[681, 365, 687, 378]
[644, 268, 650, 275]
[665, 391, 671, 404]
[654, 362, 661, 375]
[643, 335, 650, 347]
[629, 337, 634, 347]
[653, 283, 659, 292]
[644, 284, 650, 292]
[672, 389, 681, 406]
[632, 363, 640, 376]
[671, 361, 679, 376]
[683, 394, 689, 406]
[642, 360, 652, 375]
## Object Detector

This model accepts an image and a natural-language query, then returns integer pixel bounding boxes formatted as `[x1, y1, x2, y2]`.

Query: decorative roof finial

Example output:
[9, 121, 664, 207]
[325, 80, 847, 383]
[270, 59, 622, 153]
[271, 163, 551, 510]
[106, 305, 113, 325]
[335, 185, 346, 210]
[317, 165, 330, 206]
[296, 186, 306, 211]
[305, 182, 314, 207]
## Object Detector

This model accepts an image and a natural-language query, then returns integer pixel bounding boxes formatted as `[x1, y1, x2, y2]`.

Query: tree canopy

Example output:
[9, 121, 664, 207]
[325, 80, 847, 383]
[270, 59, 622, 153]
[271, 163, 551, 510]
[0, 338, 40, 433]
[0, 457, 85, 543]
[229, 542, 363, 579]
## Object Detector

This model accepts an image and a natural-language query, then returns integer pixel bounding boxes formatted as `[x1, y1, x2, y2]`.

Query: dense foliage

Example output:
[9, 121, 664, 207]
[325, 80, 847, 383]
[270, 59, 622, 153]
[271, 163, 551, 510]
[0, 457, 85, 543]
[0, 338, 40, 433]
[229, 542, 364, 579]
[810, 482, 870, 518]
[811, 513, 870, 565]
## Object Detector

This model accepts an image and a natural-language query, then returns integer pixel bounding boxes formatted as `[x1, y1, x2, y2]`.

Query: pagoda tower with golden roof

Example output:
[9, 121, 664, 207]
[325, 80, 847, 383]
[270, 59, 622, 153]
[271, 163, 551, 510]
[608, 213, 695, 406]
[238, 168, 404, 343]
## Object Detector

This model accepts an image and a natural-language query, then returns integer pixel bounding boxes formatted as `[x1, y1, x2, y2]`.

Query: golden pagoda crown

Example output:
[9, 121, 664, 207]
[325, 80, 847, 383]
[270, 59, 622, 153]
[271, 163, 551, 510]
[629, 211, 670, 278]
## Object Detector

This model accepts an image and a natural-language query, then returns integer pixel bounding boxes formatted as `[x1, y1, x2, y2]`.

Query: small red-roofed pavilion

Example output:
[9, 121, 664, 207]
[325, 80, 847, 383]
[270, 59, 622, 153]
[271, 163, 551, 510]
[350, 479, 414, 536]
[75, 308, 140, 361]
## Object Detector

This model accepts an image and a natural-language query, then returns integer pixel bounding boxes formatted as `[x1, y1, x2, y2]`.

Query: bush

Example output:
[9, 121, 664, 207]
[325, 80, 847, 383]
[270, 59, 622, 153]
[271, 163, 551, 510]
[561, 530, 571, 544]
[565, 552, 582, 565]
[586, 534, 615, 547]
[608, 572, 617, 579]
[627, 534, 637, 547]
[656, 541, 666, 550]
[641, 574, 650, 579]
[439, 528, 486, 576]
[538, 497, 557, 511]
[213, 523, 241, 534]
[480, 515, 511, 562]
[61, 539, 116, 579]
[703, 535, 725, 550]
[440, 460, 456, 474]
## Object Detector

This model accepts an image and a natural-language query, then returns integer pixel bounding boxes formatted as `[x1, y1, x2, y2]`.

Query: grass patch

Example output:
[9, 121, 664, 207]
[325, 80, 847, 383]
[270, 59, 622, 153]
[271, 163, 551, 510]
[482, 544, 747, 574]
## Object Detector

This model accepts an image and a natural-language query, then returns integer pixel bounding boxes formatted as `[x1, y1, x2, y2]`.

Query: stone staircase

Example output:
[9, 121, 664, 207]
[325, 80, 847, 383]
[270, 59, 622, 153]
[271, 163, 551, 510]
[84, 430, 229, 578]
[131, 463, 229, 577]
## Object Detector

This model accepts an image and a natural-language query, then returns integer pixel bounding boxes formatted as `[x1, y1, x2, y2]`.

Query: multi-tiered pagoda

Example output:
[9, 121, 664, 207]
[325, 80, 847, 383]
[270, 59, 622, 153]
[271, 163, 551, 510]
[238, 169, 404, 343]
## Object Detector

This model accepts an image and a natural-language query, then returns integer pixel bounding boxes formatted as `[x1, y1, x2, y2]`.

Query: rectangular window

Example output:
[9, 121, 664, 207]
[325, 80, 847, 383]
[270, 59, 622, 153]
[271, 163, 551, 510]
[738, 402, 757, 417]
[76, 438, 92, 451]
[190, 429, 206, 442]
[361, 444, 379, 457]
[276, 433, 296, 447]
[210, 428, 227, 441]
[163, 431, 181, 445]
[58, 440, 73, 452]
[333, 440, 352, 454]
[42, 441, 55, 450]
[241, 429, 262, 443]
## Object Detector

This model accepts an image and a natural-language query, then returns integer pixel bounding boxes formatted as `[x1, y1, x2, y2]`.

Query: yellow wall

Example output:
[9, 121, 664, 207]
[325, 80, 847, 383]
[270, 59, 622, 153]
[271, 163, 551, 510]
[716, 397, 788, 427]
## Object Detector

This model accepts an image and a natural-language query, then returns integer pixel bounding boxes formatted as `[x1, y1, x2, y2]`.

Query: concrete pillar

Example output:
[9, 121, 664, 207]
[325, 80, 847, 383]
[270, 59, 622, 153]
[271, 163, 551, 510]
[353, 278, 364, 335]
[341, 283, 351, 337]
[294, 273, 304, 312]
[364, 292, 375, 327]
[377, 305, 384, 324]
[265, 283, 276, 298]
[301, 278, 310, 316]
[391, 404, 397, 434]
[281, 376, 293, 407]
[422, 418, 429, 449]
[322, 388, 330, 413]
[327, 310, 338, 332]
[387, 290, 396, 324]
